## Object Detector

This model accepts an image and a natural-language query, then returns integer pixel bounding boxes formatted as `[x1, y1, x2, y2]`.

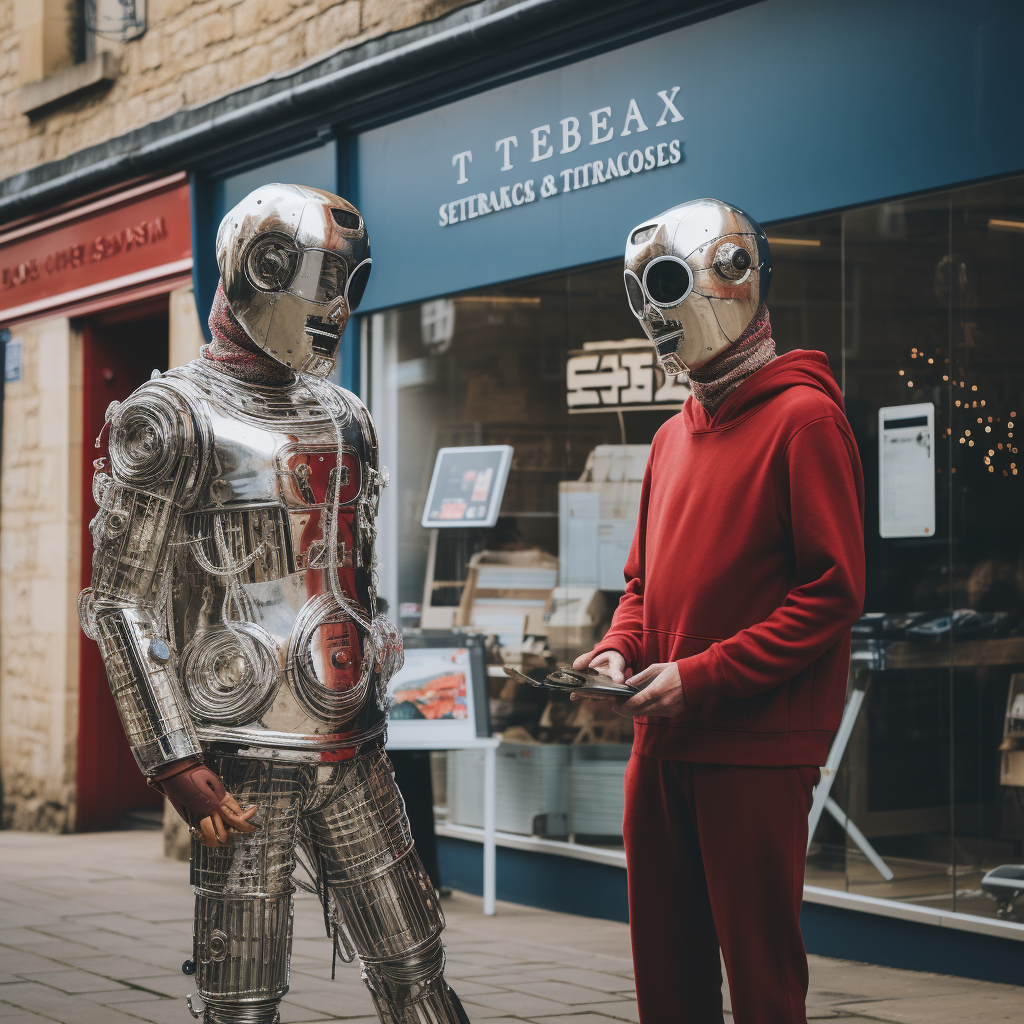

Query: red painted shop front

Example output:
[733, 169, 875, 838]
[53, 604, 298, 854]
[0, 174, 191, 830]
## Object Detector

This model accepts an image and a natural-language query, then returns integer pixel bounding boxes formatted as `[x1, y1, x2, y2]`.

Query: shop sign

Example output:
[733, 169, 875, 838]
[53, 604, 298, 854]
[0, 173, 192, 324]
[438, 89, 683, 229]
[357, 0, 1024, 314]
[566, 341, 689, 412]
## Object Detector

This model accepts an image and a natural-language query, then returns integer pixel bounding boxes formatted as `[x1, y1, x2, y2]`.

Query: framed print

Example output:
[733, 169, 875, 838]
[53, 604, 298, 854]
[421, 446, 514, 528]
[387, 633, 489, 744]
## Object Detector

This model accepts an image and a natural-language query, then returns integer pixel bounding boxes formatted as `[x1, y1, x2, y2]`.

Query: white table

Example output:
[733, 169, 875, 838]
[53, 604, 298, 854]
[386, 735, 501, 914]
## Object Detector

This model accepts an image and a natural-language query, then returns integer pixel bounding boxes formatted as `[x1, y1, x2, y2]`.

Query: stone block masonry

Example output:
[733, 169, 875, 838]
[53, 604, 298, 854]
[0, 0, 474, 184]
[0, 316, 83, 831]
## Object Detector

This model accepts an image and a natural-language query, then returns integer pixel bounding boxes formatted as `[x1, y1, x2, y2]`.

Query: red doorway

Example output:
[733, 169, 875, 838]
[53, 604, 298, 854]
[76, 296, 170, 831]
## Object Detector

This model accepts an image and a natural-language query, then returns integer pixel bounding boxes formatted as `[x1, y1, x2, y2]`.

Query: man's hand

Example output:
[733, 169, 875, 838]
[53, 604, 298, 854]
[572, 648, 627, 681]
[618, 662, 686, 719]
[568, 649, 630, 704]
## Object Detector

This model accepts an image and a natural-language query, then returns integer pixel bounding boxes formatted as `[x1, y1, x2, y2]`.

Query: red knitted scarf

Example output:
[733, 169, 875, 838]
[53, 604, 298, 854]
[687, 304, 775, 412]
[202, 281, 295, 386]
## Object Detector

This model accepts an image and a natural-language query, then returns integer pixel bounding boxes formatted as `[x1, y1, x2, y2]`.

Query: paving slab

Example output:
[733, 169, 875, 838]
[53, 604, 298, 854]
[504, 982, 624, 1005]
[531, 967, 634, 993]
[544, 1001, 640, 1022]
[110, 997, 192, 1024]
[18, 969, 127, 994]
[524, 1016, 631, 1024]
[463, 992, 581, 1016]
[0, 982, 153, 1024]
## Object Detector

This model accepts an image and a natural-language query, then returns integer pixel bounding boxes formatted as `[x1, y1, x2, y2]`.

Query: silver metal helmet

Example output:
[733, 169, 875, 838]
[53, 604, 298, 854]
[216, 183, 372, 377]
[623, 198, 771, 374]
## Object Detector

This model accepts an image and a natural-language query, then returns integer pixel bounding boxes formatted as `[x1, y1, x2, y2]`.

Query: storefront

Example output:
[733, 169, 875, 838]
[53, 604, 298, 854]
[0, 173, 206, 832]
[4, 0, 1021, 984]
[348, 0, 1024, 983]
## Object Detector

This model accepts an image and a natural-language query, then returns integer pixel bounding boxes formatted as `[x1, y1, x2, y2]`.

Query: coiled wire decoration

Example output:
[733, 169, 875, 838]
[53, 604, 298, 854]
[108, 388, 186, 487]
[180, 621, 279, 726]
[182, 513, 281, 725]
[285, 593, 371, 723]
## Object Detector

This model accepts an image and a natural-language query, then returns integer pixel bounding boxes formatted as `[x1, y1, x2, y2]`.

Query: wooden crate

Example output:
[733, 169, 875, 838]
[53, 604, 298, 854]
[456, 549, 558, 637]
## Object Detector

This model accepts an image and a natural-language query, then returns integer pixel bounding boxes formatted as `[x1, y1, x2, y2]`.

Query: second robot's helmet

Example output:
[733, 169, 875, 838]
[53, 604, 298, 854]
[216, 183, 372, 377]
[624, 198, 771, 375]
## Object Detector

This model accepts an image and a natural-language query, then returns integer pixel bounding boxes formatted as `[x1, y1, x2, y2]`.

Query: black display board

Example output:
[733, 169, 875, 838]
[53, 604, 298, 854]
[421, 445, 513, 528]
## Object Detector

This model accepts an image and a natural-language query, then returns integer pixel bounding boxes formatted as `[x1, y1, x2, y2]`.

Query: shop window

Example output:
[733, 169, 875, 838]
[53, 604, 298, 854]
[370, 174, 1024, 915]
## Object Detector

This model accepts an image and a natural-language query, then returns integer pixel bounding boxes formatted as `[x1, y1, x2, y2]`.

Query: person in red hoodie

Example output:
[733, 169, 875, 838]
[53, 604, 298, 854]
[574, 199, 865, 1024]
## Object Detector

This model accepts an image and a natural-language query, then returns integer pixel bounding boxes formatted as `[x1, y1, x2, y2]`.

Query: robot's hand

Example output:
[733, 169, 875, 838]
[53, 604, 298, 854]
[149, 758, 260, 847]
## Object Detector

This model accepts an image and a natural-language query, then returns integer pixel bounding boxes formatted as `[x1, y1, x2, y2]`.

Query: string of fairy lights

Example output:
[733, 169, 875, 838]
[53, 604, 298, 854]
[901, 346, 1018, 477]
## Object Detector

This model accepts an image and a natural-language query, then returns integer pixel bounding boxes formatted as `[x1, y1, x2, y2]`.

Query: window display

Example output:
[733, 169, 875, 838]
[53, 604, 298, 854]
[370, 172, 1024, 923]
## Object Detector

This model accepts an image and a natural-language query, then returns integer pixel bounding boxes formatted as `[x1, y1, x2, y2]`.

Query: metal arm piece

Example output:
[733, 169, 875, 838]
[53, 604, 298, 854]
[79, 379, 210, 775]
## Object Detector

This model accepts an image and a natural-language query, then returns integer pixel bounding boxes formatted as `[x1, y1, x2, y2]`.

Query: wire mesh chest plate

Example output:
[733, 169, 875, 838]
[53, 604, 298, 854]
[166, 367, 394, 751]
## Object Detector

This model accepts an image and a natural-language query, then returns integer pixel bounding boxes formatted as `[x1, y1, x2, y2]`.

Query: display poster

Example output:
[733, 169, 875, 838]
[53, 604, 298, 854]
[421, 445, 513, 528]
[387, 646, 483, 744]
[566, 340, 690, 412]
[879, 402, 935, 538]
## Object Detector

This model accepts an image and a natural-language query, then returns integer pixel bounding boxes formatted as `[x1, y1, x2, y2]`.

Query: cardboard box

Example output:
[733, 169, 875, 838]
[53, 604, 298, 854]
[1000, 749, 1024, 787]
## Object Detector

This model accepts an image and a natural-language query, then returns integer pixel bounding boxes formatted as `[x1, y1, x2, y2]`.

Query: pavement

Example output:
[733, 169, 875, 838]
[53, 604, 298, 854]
[0, 830, 1021, 1024]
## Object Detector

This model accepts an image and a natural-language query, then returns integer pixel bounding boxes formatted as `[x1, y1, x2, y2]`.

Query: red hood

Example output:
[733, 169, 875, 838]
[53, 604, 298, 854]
[684, 350, 844, 433]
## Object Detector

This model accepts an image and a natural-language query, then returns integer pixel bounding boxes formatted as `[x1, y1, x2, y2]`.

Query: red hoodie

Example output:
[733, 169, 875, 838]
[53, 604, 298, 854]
[596, 350, 865, 767]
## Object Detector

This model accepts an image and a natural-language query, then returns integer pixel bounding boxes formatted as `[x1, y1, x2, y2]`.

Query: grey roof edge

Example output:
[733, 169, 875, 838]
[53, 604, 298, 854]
[0, 0, 742, 224]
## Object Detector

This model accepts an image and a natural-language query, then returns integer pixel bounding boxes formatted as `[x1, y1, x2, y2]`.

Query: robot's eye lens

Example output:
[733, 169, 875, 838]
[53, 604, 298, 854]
[245, 236, 298, 291]
[644, 257, 693, 306]
[712, 242, 753, 280]
[624, 272, 646, 316]
[346, 260, 372, 311]
[331, 208, 361, 231]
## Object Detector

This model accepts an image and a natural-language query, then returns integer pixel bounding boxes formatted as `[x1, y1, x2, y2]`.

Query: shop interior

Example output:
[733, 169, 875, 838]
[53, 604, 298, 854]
[375, 173, 1024, 922]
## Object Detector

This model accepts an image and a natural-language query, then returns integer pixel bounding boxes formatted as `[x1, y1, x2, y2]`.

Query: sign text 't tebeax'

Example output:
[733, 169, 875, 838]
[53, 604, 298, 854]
[439, 87, 684, 228]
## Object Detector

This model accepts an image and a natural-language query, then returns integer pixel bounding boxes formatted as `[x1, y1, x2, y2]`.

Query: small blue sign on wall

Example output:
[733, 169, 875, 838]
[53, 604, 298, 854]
[4, 337, 21, 384]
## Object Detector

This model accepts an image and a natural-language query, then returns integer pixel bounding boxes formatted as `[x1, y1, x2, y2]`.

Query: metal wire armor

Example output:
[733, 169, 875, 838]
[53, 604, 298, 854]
[79, 358, 465, 1024]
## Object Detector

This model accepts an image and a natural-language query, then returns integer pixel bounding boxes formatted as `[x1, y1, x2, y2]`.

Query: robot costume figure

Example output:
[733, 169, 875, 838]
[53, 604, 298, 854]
[623, 197, 772, 375]
[79, 183, 471, 1024]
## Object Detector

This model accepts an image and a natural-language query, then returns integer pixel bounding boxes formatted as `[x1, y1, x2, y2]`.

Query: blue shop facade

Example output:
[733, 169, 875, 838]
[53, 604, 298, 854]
[188, 0, 1024, 985]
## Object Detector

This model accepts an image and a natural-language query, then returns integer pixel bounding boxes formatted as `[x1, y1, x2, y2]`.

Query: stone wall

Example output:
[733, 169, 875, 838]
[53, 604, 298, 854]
[0, 289, 203, 833]
[0, 316, 83, 831]
[0, 0, 473, 183]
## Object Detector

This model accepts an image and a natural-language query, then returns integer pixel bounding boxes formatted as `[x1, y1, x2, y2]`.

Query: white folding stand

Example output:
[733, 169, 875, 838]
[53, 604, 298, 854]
[807, 687, 894, 882]
[385, 735, 501, 914]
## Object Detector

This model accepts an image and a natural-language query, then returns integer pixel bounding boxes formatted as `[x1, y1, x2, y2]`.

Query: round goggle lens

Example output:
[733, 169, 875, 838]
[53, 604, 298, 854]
[624, 272, 646, 317]
[644, 258, 693, 306]
[346, 260, 372, 311]
[245, 235, 298, 291]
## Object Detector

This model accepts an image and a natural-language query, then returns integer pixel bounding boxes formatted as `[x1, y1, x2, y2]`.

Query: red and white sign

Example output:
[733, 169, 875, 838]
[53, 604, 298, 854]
[0, 173, 192, 324]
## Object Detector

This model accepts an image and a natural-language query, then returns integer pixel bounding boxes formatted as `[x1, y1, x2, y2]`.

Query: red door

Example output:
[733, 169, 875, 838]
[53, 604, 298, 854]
[77, 297, 170, 830]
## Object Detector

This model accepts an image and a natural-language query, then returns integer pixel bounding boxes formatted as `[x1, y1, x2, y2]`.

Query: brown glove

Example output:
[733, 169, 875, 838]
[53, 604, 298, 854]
[149, 758, 226, 826]
[149, 758, 259, 846]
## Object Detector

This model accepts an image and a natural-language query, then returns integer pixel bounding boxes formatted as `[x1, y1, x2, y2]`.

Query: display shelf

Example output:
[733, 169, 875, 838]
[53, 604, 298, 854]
[884, 637, 1024, 669]
[852, 637, 1024, 671]
[435, 821, 626, 867]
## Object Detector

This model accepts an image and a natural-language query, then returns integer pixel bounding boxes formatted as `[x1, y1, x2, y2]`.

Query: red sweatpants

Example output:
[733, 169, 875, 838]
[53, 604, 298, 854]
[623, 754, 819, 1024]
